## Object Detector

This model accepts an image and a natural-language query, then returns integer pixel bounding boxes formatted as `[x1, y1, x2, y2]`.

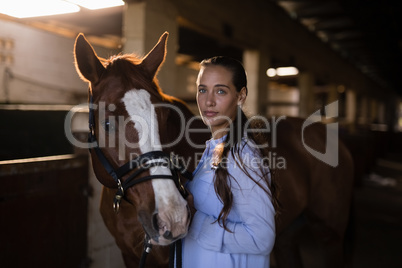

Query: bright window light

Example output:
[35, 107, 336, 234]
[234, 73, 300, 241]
[66, 0, 124, 10]
[266, 68, 277, 77]
[266, 67, 299, 77]
[276, 67, 299, 76]
[0, 0, 80, 18]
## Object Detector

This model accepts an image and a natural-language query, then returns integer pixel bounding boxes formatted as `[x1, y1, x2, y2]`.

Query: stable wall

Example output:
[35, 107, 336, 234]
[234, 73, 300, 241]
[0, 18, 125, 268]
[0, 19, 119, 104]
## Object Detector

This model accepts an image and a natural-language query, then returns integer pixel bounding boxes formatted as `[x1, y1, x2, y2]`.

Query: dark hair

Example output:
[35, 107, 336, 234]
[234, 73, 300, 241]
[200, 56, 279, 231]
[200, 56, 248, 96]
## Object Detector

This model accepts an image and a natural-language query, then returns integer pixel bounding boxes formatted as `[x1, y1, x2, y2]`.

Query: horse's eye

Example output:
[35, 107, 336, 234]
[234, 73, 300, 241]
[102, 119, 115, 132]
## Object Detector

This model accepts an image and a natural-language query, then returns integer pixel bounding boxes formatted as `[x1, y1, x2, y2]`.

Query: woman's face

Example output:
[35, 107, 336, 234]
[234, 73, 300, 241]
[196, 65, 246, 138]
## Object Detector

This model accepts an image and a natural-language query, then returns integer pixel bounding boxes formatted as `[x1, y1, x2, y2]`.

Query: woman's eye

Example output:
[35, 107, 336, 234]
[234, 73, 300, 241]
[198, 88, 206, 93]
[217, 89, 226, 94]
[102, 120, 115, 132]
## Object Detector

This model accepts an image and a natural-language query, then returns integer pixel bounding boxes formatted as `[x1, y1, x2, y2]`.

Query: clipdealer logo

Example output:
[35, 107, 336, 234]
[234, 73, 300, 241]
[302, 101, 339, 167]
[64, 101, 340, 169]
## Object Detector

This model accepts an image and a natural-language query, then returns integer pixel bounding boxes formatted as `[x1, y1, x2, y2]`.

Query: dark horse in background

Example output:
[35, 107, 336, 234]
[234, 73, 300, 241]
[74, 32, 354, 267]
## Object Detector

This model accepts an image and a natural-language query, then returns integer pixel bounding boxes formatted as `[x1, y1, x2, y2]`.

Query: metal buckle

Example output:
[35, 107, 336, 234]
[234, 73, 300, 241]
[170, 152, 180, 170]
[113, 179, 124, 214]
[144, 234, 153, 253]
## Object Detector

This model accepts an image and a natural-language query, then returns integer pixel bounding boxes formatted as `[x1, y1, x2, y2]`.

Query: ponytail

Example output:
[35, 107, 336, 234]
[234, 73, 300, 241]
[212, 109, 280, 232]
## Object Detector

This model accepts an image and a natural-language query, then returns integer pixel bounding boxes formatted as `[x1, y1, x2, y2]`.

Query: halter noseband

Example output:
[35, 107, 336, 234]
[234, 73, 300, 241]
[87, 95, 192, 213]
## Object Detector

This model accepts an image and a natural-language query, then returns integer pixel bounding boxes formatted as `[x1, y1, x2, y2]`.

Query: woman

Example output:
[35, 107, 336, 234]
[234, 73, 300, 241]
[183, 56, 279, 267]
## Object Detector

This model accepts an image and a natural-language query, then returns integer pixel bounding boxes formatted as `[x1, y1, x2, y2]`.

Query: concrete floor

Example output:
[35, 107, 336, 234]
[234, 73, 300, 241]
[350, 154, 402, 268]
[351, 184, 402, 267]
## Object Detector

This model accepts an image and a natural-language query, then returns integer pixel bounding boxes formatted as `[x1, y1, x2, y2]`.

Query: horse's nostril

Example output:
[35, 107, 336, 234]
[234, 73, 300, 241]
[163, 230, 172, 240]
[152, 213, 159, 232]
[186, 204, 191, 222]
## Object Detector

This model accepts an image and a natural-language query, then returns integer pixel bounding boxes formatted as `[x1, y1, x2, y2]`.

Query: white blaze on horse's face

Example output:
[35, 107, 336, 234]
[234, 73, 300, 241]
[122, 89, 189, 245]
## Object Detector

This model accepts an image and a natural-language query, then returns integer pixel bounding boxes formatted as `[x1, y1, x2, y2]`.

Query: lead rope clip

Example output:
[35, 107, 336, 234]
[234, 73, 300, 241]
[113, 179, 124, 214]
[144, 235, 153, 253]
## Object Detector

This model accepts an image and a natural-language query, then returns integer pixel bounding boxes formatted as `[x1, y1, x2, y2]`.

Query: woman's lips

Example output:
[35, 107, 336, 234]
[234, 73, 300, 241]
[203, 111, 218, 117]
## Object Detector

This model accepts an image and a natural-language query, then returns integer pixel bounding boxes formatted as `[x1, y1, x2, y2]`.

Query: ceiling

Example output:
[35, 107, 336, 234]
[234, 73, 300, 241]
[0, 6, 124, 48]
[2, 0, 401, 95]
[272, 0, 402, 96]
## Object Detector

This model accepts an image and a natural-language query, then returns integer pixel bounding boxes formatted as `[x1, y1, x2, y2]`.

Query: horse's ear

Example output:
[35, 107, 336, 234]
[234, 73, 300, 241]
[74, 33, 105, 84]
[141, 32, 168, 78]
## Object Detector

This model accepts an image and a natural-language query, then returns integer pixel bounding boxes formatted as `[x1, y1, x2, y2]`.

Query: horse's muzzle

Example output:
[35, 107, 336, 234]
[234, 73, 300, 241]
[147, 204, 191, 246]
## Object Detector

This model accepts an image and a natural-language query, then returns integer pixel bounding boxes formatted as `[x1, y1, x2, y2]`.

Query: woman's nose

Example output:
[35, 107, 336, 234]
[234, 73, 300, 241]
[206, 93, 215, 107]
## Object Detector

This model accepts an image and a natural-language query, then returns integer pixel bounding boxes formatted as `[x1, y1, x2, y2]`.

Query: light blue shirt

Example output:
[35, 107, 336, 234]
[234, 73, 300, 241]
[182, 136, 276, 268]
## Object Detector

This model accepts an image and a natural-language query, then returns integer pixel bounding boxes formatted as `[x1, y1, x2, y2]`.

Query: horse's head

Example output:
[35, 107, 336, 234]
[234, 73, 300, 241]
[74, 32, 190, 245]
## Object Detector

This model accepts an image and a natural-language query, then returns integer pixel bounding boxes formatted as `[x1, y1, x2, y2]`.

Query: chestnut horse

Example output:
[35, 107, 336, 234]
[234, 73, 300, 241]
[74, 32, 353, 267]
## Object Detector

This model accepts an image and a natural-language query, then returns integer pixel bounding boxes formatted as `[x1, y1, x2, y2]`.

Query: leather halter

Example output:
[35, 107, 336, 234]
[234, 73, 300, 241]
[87, 95, 192, 213]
